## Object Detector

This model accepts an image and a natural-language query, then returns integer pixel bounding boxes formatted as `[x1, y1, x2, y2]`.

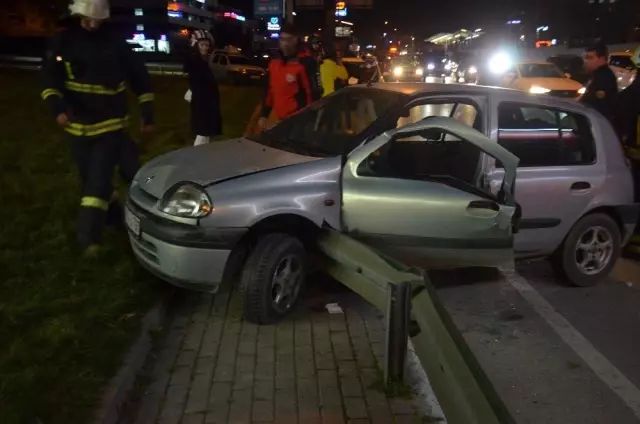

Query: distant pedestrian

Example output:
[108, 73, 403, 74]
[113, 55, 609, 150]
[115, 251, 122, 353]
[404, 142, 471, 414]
[580, 44, 618, 122]
[320, 46, 348, 96]
[40, 0, 154, 256]
[257, 23, 321, 131]
[182, 30, 222, 146]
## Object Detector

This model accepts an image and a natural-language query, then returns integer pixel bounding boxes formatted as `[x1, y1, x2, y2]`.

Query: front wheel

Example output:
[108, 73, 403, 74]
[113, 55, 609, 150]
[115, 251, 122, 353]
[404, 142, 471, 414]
[241, 233, 308, 324]
[551, 213, 621, 287]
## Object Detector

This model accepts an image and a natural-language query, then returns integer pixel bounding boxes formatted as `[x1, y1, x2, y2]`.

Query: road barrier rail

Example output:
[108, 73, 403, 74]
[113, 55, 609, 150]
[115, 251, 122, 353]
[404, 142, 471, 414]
[0, 55, 185, 76]
[315, 229, 515, 424]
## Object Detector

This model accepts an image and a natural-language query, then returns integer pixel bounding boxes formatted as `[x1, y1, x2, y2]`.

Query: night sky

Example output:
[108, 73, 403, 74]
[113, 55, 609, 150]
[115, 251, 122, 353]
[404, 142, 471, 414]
[227, 0, 537, 42]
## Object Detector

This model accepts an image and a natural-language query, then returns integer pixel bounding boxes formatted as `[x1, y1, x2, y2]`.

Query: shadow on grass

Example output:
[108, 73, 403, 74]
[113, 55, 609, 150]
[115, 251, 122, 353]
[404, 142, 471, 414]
[0, 70, 260, 424]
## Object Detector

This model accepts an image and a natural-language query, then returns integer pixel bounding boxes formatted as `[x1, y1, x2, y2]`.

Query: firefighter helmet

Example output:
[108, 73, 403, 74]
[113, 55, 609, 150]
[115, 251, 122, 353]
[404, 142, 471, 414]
[69, 0, 110, 20]
[631, 46, 640, 68]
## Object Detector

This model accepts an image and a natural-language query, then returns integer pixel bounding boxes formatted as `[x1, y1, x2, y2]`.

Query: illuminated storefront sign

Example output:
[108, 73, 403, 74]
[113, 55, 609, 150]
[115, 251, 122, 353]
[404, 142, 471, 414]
[167, 10, 182, 18]
[335, 1, 347, 17]
[267, 16, 281, 31]
[224, 12, 246, 21]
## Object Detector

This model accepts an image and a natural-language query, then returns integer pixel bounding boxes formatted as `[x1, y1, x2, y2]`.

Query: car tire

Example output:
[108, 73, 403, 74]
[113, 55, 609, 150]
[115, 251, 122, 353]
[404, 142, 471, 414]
[241, 233, 308, 324]
[551, 213, 621, 287]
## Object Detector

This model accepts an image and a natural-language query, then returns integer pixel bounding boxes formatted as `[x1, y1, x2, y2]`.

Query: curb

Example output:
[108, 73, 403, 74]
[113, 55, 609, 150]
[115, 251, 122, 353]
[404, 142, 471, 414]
[406, 340, 447, 423]
[92, 300, 168, 424]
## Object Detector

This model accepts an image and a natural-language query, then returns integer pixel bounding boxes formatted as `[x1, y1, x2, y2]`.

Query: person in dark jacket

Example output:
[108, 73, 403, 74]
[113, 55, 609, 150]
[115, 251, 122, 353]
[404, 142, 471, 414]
[258, 23, 321, 131]
[183, 30, 222, 146]
[41, 0, 154, 255]
[580, 44, 618, 122]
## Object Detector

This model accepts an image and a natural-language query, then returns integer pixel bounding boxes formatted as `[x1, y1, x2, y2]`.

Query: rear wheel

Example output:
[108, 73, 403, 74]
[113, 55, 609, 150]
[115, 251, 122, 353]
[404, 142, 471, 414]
[551, 213, 621, 287]
[241, 233, 307, 324]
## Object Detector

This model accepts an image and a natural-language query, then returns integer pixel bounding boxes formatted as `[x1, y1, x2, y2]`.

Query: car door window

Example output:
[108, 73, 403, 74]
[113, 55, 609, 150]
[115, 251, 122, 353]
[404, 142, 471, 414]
[219, 55, 229, 66]
[211, 54, 221, 64]
[610, 55, 635, 71]
[497, 103, 596, 167]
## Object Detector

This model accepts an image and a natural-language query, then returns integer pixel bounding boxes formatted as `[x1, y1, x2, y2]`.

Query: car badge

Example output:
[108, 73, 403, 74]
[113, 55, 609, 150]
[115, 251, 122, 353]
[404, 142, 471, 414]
[145, 176, 155, 184]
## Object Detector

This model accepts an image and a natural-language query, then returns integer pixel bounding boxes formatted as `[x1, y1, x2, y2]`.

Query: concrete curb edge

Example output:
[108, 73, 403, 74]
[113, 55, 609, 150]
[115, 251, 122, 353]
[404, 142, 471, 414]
[92, 301, 168, 424]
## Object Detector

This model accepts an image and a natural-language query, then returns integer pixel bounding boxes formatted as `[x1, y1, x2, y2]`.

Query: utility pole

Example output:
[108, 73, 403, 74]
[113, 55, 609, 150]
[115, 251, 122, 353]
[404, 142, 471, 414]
[286, 0, 294, 24]
[324, 0, 335, 45]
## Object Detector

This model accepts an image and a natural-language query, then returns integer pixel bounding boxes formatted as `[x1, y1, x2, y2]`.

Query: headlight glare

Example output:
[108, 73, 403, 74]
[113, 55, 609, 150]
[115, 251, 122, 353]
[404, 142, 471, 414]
[468, 66, 477, 74]
[529, 85, 551, 94]
[159, 183, 213, 218]
[578, 87, 586, 95]
[393, 66, 403, 76]
[415, 68, 423, 76]
[427, 63, 435, 70]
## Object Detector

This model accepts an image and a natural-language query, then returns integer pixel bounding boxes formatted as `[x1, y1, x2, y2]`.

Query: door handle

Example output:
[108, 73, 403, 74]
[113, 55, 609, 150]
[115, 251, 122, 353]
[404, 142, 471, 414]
[467, 200, 500, 211]
[570, 181, 591, 191]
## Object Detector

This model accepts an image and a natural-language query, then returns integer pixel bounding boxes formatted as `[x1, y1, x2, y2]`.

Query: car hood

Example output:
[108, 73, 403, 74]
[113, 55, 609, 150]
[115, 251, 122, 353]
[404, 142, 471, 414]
[135, 138, 320, 199]
[519, 77, 583, 90]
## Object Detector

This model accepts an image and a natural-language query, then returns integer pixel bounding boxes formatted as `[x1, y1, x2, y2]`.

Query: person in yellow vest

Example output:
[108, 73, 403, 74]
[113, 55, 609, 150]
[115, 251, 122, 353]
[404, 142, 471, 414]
[617, 47, 640, 257]
[320, 46, 349, 96]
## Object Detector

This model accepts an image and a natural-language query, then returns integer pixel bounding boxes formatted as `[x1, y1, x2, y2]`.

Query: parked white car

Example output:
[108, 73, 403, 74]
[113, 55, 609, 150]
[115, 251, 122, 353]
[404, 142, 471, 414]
[500, 61, 586, 99]
[210, 51, 265, 84]
[609, 51, 637, 91]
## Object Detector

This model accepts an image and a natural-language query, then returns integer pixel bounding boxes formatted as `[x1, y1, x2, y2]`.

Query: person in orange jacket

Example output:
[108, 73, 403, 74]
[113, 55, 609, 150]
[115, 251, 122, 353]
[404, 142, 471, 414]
[258, 23, 321, 131]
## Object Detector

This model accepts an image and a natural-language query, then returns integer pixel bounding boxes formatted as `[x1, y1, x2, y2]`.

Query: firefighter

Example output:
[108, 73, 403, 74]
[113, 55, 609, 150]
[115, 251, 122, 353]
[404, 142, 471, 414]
[617, 47, 640, 257]
[257, 23, 321, 131]
[580, 44, 618, 122]
[40, 0, 154, 255]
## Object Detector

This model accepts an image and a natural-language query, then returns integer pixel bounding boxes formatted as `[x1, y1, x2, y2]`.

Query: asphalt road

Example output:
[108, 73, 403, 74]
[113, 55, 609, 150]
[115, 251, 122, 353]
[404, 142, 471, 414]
[432, 259, 640, 424]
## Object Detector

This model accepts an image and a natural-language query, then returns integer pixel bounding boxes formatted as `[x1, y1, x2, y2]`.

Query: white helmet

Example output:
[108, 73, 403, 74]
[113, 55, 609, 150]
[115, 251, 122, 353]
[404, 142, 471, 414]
[631, 46, 640, 68]
[69, 0, 110, 20]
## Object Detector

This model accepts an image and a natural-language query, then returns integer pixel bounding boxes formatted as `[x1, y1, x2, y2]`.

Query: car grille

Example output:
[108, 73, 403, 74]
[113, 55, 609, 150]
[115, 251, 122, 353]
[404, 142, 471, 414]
[549, 90, 579, 98]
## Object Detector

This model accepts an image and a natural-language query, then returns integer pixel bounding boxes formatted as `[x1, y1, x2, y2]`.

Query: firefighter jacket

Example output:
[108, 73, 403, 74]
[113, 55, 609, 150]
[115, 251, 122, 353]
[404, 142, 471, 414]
[320, 58, 349, 96]
[260, 50, 320, 120]
[41, 21, 154, 137]
[617, 71, 640, 161]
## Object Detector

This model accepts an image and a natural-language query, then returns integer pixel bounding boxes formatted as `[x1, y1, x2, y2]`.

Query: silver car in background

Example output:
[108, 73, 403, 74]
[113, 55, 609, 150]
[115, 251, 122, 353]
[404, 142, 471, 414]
[126, 83, 636, 324]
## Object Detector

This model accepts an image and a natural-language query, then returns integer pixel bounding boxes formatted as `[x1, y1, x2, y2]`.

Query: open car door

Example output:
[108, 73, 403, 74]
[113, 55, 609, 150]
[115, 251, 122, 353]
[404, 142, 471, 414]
[341, 116, 520, 269]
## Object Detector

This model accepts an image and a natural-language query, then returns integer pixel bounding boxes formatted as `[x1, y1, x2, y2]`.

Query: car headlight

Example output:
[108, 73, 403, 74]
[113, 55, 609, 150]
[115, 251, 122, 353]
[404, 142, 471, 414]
[578, 87, 586, 95]
[529, 85, 551, 94]
[427, 63, 435, 70]
[393, 66, 403, 76]
[468, 66, 477, 74]
[415, 68, 423, 76]
[159, 183, 213, 218]
[488, 52, 512, 74]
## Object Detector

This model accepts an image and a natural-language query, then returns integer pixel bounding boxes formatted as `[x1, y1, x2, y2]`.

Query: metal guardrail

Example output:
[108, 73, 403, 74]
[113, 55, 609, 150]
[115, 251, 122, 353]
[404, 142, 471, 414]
[315, 229, 515, 424]
[0, 55, 185, 76]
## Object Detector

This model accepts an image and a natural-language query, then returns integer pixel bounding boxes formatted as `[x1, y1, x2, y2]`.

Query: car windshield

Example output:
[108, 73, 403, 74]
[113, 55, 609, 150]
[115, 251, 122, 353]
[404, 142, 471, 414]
[228, 56, 251, 65]
[391, 58, 418, 68]
[249, 89, 405, 157]
[518, 63, 564, 78]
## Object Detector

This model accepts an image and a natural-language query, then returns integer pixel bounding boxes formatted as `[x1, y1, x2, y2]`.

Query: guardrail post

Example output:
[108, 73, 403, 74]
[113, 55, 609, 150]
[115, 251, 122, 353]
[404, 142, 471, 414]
[384, 281, 411, 386]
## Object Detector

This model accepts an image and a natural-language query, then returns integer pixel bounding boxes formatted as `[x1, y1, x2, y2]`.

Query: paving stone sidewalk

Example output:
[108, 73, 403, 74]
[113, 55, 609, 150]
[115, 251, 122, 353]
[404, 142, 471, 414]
[128, 282, 430, 424]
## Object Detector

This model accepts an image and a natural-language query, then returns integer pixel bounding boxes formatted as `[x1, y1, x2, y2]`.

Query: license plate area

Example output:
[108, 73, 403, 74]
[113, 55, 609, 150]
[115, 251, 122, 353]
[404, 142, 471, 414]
[125, 207, 141, 237]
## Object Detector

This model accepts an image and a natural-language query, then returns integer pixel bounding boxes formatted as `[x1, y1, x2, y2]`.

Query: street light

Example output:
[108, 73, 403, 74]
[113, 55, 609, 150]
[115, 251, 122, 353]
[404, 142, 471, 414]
[384, 21, 388, 25]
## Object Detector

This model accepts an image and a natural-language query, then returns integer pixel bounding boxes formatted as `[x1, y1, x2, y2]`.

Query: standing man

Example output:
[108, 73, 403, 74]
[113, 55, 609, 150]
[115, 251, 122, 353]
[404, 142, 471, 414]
[41, 0, 154, 255]
[258, 24, 321, 131]
[580, 44, 618, 122]
[616, 47, 640, 256]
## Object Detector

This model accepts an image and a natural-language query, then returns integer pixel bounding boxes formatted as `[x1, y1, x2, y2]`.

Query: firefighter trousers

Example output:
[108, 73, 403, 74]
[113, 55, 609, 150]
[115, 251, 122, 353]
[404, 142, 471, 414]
[626, 161, 640, 256]
[70, 130, 139, 248]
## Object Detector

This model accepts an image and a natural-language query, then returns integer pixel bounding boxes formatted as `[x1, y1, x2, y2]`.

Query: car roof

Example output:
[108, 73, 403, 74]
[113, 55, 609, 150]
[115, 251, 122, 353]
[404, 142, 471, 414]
[610, 51, 632, 57]
[347, 82, 597, 113]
